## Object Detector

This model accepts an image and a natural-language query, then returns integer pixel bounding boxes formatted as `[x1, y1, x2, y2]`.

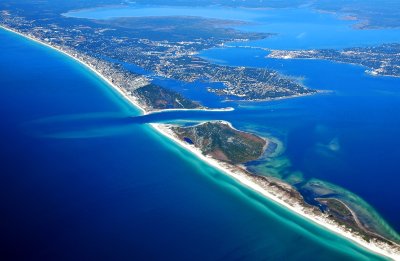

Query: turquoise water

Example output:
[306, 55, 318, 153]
[0, 28, 389, 260]
[197, 47, 400, 235]
[65, 4, 400, 238]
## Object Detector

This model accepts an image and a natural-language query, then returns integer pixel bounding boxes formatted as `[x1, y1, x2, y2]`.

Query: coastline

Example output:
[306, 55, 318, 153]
[154, 123, 400, 260]
[217, 44, 399, 79]
[0, 25, 234, 116]
[232, 90, 327, 103]
[266, 53, 400, 79]
[1, 25, 399, 260]
[0, 26, 146, 115]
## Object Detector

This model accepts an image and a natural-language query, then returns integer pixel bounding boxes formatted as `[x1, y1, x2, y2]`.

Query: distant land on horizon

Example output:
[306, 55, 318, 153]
[0, 0, 400, 260]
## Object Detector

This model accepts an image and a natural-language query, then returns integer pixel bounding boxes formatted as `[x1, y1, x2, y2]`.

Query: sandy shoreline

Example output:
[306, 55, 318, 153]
[1, 25, 399, 260]
[153, 123, 399, 260]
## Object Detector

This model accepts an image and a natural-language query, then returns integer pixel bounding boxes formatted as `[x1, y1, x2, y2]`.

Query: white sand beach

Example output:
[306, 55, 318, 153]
[1, 24, 398, 260]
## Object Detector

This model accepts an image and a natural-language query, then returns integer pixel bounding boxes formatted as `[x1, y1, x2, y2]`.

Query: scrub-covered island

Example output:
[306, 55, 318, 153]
[1, 0, 399, 259]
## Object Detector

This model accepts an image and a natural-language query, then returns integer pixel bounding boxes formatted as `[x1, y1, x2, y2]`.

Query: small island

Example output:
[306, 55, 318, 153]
[170, 121, 267, 164]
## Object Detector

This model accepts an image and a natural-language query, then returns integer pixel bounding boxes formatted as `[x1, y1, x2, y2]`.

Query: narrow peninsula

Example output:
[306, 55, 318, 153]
[161, 120, 400, 260]
[268, 44, 400, 78]
[2, 23, 399, 260]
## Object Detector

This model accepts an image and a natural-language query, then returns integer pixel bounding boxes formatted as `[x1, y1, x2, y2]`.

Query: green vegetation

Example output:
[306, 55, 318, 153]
[172, 121, 266, 164]
[317, 198, 385, 243]
[133, 84, 201, 110]
[318, 198, 357, 225]
[304, 179, 400, 244]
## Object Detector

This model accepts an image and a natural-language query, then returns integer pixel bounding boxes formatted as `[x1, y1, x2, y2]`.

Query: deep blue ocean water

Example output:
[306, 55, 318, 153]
[198, 47, 400, 232]
[64, 4, 400, 237]
[0, 28, 388, 260]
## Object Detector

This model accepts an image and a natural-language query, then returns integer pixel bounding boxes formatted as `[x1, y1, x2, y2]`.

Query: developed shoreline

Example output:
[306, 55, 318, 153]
[0, 25, 233, 116]
[220, 44, 400, 79]
[1, 25, 399, 260]
[266, 51, 400, 79]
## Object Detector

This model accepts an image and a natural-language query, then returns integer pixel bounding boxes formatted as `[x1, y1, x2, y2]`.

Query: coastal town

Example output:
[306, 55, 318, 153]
[268, 44, 400, 77]
[0, 1, 400, 259]
[0, 9, 315, 102]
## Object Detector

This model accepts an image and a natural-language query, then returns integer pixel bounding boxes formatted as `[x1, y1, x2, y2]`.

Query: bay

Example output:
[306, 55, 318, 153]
[65, 3, 400, 240]
[0, 27, 386, 260]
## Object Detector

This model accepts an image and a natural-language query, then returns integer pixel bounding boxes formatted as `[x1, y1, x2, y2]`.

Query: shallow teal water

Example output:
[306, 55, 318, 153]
[197, 46, 400, 235]
[0, 28, 389, 260]
[63, 3, 400, 238]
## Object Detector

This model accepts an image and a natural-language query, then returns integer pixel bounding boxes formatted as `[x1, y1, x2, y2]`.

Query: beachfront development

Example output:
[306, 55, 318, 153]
[268, 44, 400, 78]
[1, 0, 400, 260]
[0, 8, 315, 102]
[1, 25, 399, 259]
